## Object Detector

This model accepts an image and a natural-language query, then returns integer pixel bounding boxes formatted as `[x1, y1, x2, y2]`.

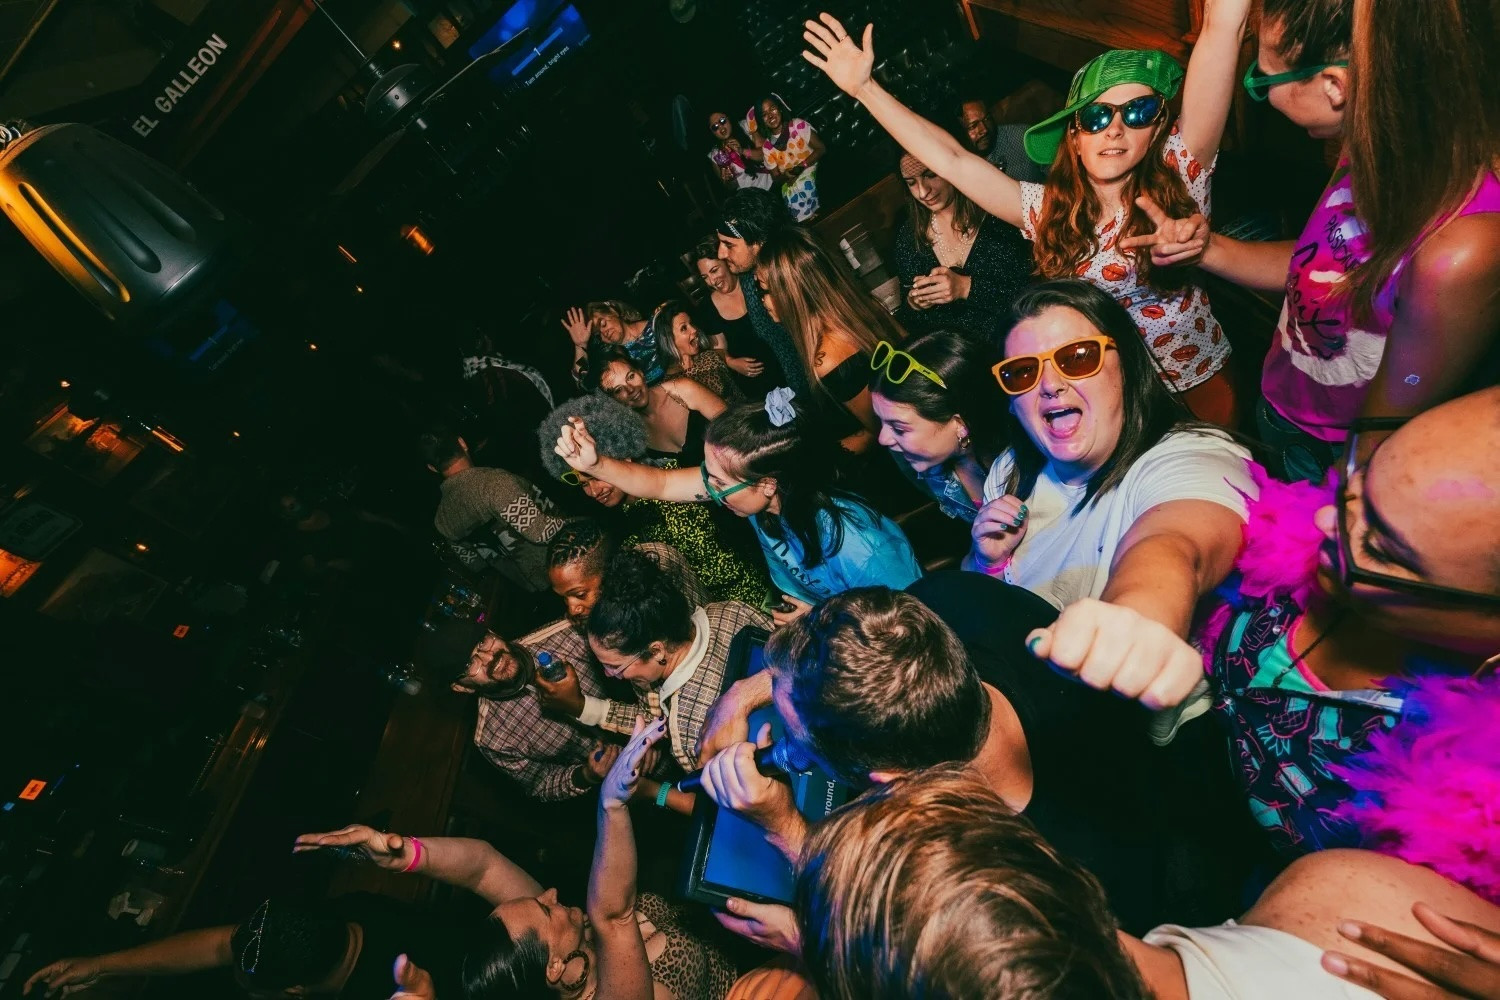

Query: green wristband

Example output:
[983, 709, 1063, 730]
[655, 782, 672, 808]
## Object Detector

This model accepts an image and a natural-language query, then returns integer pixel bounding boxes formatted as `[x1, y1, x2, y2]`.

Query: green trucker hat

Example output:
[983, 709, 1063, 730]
[1023, 49, 1185, 165]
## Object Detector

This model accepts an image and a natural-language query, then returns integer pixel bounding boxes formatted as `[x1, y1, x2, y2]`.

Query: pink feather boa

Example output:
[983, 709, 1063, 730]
[1194, 463, 1332, 662]
[1329, 674, 1500, 904]
[1197, 464, 1500, 903]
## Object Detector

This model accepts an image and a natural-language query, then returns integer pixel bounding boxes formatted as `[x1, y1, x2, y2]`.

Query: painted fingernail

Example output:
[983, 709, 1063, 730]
[1011, 515, 1024, 527]
[594, 750, 604, 761]
[1026, 635, 1042, 655]
[1338, 921, 1362, 940]
[1322, 953, 1349, 976]
[1020, 504, 1028, 516]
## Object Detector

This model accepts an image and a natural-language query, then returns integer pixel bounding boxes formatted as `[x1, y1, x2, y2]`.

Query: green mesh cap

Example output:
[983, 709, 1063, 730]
[1023, 49, 1185, 165]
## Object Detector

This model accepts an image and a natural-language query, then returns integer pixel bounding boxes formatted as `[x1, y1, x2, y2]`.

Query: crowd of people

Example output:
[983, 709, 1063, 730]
[23, 0, 1500, 997]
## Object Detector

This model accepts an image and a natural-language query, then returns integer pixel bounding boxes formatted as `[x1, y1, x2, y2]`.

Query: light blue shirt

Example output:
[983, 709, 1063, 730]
[751, 497, 922, 605]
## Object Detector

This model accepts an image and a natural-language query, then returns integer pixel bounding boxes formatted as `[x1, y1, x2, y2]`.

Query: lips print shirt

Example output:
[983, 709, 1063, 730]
[1017, 128, 1230, 391]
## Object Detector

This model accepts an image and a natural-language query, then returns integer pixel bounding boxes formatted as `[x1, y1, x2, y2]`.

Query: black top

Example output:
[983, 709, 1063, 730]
[904, 572, 1169, 935]
[893, 214, 1034, 347]
[700, 307, 786, 397]
[335, 892, 459, 999]
[818, 350, 872, 443]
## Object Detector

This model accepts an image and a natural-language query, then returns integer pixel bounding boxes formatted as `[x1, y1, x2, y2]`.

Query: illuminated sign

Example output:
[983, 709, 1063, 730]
[19, 779, 46, 801]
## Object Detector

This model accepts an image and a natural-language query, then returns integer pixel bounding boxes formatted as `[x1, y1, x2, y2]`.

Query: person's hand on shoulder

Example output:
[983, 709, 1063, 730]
[1322, 902, 1500, 999]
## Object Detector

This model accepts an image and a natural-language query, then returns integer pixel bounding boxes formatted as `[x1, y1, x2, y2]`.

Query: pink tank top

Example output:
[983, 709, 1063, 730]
[1262, 164, 1500, 443]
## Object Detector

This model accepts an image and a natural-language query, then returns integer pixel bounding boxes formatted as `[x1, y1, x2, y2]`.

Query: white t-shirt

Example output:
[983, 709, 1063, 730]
[1144, 922, 1379, 999]
[981, 431, 1254, 609]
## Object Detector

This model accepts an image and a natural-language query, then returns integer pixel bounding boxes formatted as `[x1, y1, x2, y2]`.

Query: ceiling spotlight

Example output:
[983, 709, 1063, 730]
[392, 39, 403, 50]
[134, 542, 149, 553]
[308, 343, 319, 351]
[59, 379, 70, 388]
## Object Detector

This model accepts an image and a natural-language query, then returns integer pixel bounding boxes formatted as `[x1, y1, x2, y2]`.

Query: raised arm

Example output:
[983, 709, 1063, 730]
[25, 927, 234, 996]
[1027, 498, 1244, 710]
[802, 14, 1022, 226]
[589, 717, 668, 1000]
[293, 826, 543, 906]
[1101, 499, 1244, 637]
[1176, 0, 1253, 167]
[555, 417, 707, 502]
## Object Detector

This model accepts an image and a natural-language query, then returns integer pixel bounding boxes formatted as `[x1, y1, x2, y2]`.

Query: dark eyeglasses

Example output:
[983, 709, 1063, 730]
[711, 117, 730, 128]
[870, 340, 947, 388]
[1332, 419, 1500, 609]
[992, 336, 1116, 396]
[1242, 60, 1348, 102]
[1074, 94, 1165, 135]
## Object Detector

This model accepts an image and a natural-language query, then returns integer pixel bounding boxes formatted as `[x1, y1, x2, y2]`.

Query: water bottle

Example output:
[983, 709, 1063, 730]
[535, 650, 568, 683]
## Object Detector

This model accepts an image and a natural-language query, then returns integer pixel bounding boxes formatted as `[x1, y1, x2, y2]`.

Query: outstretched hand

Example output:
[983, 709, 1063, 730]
[293, 824, 417, 872]
[601, 716, 670, 809]
[801, 13, 876, 99]
[1117, 195, 1210, 268]
[562, 307, 592, 349]
[554, 416, 601, 473]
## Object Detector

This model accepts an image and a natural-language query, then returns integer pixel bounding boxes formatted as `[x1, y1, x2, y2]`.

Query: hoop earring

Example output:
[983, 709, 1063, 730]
[558, 949, 591, 994]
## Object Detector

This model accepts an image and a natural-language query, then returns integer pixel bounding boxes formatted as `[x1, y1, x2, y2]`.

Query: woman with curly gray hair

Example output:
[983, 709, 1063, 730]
[537, 395, 770, 606]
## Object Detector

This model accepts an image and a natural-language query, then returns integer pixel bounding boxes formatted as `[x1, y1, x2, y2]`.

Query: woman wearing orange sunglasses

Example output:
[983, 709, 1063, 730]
[970, 280, 1255, 736]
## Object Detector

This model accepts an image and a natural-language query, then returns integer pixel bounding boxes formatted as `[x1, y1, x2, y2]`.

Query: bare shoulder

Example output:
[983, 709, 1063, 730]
[813, 329, 860, 375]
[1243, 850, 1500, 958]
[1408, 211, 1500, 290]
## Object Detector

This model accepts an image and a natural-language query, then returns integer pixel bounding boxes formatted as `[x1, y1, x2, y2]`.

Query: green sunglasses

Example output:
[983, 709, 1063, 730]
[870, 340, 947, 388]
[700, 461, 752, 506]
[560, 470, 584, 486]
[1242, 59, 1348, 102]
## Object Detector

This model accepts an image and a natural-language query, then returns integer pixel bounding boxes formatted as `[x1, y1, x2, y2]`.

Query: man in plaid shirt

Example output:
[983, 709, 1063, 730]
[420, 533, 705, 801]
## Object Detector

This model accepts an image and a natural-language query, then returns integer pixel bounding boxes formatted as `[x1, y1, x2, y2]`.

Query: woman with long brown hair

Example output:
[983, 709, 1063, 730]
[802, 2, 1253, 427]
[753, 226, 905, 454]
[1129, 0, 1500, 481]
[893, 149, 1032, 342]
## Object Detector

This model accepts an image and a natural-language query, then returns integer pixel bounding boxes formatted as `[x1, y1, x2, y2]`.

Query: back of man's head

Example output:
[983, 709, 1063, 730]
[798, 765, 1148, 1000]
[766, 587, 987, 784]
[230, 898, 349, 994]
[418, 427, 465, 470]
[716, 187, 792, 247]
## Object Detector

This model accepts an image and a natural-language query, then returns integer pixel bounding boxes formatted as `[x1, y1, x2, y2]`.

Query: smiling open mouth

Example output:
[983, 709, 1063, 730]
[1043, 406, 1083, 437]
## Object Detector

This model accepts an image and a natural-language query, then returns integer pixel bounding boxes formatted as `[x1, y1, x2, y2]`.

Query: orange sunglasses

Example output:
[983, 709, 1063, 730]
[992, 336, 1118, 395]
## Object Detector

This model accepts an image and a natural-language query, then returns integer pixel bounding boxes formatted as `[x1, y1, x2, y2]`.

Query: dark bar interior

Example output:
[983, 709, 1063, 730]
[2, 0, 1498, 997]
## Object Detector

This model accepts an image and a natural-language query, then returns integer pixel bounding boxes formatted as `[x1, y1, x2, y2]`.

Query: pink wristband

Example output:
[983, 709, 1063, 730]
[980, 557, 1010, 579]
[400, 836, 424, 873]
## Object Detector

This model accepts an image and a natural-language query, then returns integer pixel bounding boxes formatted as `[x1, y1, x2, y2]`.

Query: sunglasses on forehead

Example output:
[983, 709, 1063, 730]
[1074, 94, 1166, 135]
[992, 336, 1117, 395]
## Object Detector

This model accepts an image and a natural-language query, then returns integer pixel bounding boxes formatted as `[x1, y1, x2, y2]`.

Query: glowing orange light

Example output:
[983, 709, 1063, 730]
[308, 343, 319, 351]
[391, 39, 403, 50]
[150, 426, 186, 452]
[59, 379, 70, 388]
[134, 542, 149, 553]
[173, 624, 190, 638]
[0, 547, 41, 597]
[231, 430, 241, 438]
[337, 244, 358, 264]
[354, 285, 364, 294]
[400, 224, 436, 256]
[20, 780, 45, 801]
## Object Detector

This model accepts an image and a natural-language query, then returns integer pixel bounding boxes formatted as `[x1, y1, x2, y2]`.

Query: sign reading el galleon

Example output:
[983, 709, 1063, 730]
[130, 33, 230, 139]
